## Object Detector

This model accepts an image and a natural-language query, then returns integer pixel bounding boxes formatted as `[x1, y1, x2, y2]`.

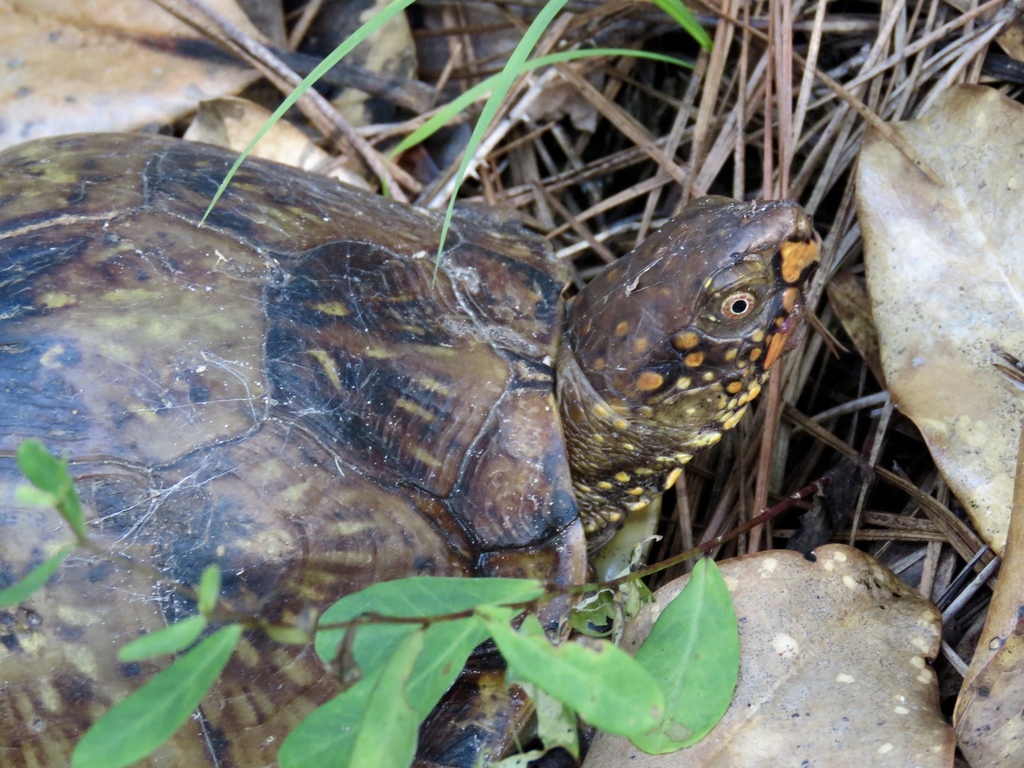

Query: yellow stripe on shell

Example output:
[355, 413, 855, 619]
[665, 467, 683, 488]
[312, 300, 350, 316]
[307, 349, 342, 391]
[39, 291, 77, 309]
[396, 398, 435, 422]
[412, 446, 443, 467]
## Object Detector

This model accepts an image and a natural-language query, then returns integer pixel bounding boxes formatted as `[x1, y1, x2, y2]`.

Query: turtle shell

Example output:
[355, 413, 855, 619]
[0, 132, 822, 768]
[0, 134, 586, 767]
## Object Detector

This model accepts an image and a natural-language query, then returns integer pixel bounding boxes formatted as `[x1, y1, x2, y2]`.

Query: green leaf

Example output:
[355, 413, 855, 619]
[350, 630, 424, 768]
[522, 681, 579, 758]
[317, 577, 540, 718]
[117, 616, 208, 662]
[0, 543, 75, 607]
[478, 606, 663, 738]
[282, 577, 542, 766]
[279, 675, 376, 768]
[279, 631, 426, 768]
[315, 576, 542, 664]
[72, 624, 243, 768]
[14, 485, 59, 508]
[650, 0, 713, 50]
[569, 588, 616, 637]
[197, 565, 221, 616]
[16, 440, 87, 540]
[632, 558, 739, 752]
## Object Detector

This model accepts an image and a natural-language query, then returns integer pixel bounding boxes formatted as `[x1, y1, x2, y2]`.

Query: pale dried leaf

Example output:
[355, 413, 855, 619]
[183, 97, 371, 189]
[0, 0, 258, 148]
[826, 273, 885, 387]
[857, 84, 1024, 554]
[954, 430, 1024, 767]
[584, 545, 953, 767]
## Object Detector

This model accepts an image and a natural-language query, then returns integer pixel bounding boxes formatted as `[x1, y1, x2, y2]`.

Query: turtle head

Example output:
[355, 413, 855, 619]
[557, 196, 820, 537]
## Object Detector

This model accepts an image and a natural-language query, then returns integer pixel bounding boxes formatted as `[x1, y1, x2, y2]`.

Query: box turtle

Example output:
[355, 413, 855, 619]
[0, 133, 820, 767]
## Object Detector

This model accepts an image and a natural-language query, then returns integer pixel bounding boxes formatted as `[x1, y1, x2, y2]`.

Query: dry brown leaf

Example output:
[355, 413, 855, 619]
[954, 429, 1024, 767]
[183, 97, 371, 189]
[827, 272, 885, 387]
[584, 545, 953, 768]
[857, 84, 1024, 555]
[0, 0, 258, 148]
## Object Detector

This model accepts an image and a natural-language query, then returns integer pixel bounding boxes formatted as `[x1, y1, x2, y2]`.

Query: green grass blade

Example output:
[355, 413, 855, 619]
[437, 0, 575, 261]
[390, 48, 694, 158]
[202, 0, 418, 221]
[650, 0, 712, 49]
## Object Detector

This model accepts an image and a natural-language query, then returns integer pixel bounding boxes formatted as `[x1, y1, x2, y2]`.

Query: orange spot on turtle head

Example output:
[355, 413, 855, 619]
[779, 238, 820, 283]
[636, 371, 665, 391]
[763, 331, 789, 369]
[672, 331, 701, 350]
[782, 287, 800, 313]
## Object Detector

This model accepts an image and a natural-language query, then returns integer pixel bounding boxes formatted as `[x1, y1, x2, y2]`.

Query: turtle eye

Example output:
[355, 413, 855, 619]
[721, 291, 756, 319]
